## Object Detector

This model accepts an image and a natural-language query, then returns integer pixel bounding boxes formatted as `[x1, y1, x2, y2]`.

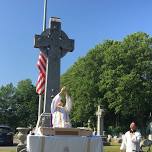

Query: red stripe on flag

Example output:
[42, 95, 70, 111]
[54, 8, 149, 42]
[36, 52, 46, 95]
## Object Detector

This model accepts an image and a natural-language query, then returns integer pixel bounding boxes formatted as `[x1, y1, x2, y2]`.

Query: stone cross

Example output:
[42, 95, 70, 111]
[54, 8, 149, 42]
[34, 17, 74, 127]
[96, 105, 105, 136]
[87, 119, 91, 128]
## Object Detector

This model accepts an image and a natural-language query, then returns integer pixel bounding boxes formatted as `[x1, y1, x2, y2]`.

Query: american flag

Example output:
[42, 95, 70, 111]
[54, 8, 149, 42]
[36, 52, 47, 94]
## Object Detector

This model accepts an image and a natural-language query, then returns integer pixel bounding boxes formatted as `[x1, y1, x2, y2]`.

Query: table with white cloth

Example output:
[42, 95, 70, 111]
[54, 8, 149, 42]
[27, 135, 103, 152]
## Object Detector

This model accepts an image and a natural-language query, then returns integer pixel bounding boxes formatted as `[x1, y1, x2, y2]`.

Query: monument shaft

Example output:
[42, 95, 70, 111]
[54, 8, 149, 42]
[44, 49, 60, 113]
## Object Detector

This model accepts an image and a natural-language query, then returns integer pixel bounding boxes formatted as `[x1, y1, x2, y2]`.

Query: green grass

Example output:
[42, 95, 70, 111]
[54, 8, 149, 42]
[0, 145, 121, 152]
[1, 146, 120, 152]
[104, 145, 120, 152]
[0, 147, 16, 152]
[0, 145, 150, 152]
[0, 149, 15, 152]
[104, 144, 150, 152]
[104, 142, 120, 152]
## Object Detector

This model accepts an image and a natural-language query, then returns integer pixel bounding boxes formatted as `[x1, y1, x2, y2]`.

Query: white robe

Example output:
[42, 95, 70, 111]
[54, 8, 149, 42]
[120, 131, 141, 152]
[51, 93, 72, 128]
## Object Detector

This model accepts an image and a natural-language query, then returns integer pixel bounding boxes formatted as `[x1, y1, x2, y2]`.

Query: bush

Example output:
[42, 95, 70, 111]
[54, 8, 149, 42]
[107, 126, 123, 136]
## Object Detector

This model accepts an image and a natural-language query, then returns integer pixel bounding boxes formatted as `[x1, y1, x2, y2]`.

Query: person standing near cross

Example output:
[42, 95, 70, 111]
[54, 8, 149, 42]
[51, 86, 72, 128]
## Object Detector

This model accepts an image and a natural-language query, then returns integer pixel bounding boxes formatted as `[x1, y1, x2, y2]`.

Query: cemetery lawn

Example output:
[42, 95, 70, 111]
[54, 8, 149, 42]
[0, 145, 121, 152]
[104, 145, 120, 152]
[0, 147, 16, 152]
[1, 146, 120, 152]
[0, 149, 15, 152]
[104, 142, 121, 152]
[104, 143, 150, 152]
[1, 145, 149, 152]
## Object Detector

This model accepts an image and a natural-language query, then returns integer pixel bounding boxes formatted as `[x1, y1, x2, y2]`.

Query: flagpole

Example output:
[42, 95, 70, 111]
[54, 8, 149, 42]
[43, 0, 47, 31]
[38, 0, 48, 118]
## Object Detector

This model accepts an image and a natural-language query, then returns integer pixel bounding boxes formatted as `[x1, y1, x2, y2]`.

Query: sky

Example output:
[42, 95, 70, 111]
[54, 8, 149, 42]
[0, 0, 152, 87]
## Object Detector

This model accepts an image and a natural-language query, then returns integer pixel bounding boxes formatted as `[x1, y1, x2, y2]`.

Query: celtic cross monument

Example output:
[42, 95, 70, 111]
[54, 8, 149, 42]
[34, 17, 74, 127]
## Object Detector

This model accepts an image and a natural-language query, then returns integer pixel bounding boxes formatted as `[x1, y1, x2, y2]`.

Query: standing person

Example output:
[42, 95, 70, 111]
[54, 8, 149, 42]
[120, 122, 142, 152]
[51, 86, 72, 128]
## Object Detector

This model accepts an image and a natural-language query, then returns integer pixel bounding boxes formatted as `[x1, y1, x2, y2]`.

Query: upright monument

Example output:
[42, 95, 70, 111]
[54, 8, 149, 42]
[25, 11, 103, 152]
[34, 17, 74, 127]
[96, 105, 105, 136]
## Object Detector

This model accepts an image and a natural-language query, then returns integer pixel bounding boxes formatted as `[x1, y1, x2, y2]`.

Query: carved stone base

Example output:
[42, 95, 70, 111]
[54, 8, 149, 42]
[36, 112, 51, 128]
[39, 127, 93, 136]
[16, 144, 26, 152]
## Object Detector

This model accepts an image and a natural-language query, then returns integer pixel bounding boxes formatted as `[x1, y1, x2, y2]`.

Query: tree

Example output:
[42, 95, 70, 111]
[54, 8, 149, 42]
[15, 79, 39, 128]
[0, 79, 39, 129]
[0, 83, 16, 128]
[99, 32, 152, 131]
[61, 43, 108, 127]
[61, 32, 152, 132]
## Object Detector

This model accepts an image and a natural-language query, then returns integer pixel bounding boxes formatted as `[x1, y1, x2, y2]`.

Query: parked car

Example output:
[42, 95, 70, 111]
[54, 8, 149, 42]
[0, 125, 13, 146]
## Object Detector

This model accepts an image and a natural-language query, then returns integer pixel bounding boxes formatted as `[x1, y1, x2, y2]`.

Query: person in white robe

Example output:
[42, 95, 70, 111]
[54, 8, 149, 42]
[120, 122, 142, 152]
[51, 86, 72, 128]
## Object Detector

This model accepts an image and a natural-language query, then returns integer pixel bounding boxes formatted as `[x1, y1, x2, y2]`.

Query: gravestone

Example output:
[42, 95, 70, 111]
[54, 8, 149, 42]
[96, 105, 108, 145]
[34, 17, 74, 128]
[148, 121, 152, 140]
[96, 105, 105, 136]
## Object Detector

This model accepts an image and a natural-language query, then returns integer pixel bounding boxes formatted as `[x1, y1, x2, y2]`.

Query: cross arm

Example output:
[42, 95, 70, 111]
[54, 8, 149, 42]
[34, 34, 50, 48]
[60, 38, 74, 52]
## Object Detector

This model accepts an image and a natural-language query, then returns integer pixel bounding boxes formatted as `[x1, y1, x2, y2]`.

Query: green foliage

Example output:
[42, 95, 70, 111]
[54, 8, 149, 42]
[107, 126, 124, 136]
[61, 32, 152, 131]
[0, 79, 38, 129]
[100, 32, 152, 129]
[0, 83, 16, 128]
[15, 79, 38, 128]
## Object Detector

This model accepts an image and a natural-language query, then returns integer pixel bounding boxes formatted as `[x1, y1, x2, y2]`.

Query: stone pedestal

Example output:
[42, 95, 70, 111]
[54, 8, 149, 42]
[36, 113, 51, 128]
[27, 135, 103, 152]
[16, 127, 30, 152]
[38, 127, 93, 136]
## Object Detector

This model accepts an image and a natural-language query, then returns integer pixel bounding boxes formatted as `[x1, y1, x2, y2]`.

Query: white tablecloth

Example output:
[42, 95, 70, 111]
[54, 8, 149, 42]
[27, 135, 103, 152]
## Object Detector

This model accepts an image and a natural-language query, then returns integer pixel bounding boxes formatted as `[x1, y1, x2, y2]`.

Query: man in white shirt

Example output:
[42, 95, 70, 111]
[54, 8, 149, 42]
[120, 122, 142, 152]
